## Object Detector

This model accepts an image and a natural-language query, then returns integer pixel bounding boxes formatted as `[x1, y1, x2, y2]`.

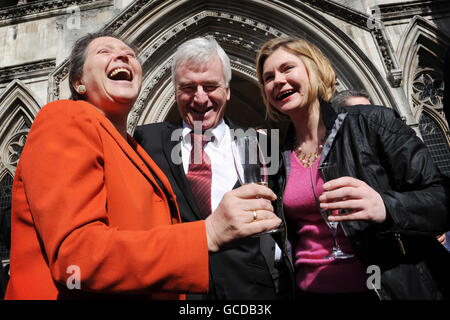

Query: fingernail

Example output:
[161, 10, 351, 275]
[323, 183, 330, 189]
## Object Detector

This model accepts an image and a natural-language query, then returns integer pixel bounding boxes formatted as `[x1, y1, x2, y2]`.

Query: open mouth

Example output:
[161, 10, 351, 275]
[276, 89, 296, 101]
[107, 67, 133, 81]
[192, 106, 213, 114]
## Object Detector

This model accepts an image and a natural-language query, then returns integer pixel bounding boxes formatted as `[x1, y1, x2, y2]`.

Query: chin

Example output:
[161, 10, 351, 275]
[186, 117, 215, 131]
[107, 84, 139, 99]
[110, 91, 139, 103]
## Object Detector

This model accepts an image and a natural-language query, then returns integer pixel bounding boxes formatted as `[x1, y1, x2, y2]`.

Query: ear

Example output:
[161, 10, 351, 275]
[73, 77, 84, 94]
[226, 87, 231, 101]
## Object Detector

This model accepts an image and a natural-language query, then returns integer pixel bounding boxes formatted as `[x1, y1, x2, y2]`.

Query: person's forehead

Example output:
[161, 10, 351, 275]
[87, 36, 132, 51]
[175, 56, 224, 82]
[346, 96, 371, 105]
[265, 48, 299, 64]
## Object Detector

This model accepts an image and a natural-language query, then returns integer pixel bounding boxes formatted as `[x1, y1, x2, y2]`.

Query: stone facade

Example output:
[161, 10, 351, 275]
[1, 0, 450, 263]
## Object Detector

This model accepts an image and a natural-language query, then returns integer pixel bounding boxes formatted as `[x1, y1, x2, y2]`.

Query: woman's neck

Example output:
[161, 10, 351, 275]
[92, 104, 129, 140]
[290, 99, 325, 146]
[108, 115, 128, 140]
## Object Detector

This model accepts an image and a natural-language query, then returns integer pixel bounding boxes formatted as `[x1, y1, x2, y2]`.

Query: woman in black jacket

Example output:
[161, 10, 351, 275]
[256, 37, 449, 300]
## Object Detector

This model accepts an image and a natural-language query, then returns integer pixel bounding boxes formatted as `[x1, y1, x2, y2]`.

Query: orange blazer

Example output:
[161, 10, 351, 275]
[5, 100, 209, 299]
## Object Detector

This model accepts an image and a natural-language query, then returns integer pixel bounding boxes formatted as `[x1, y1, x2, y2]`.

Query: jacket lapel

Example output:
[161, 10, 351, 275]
[320, 102, 348, 165]
[226, 118, 249, 191]
[162, 122, 203, 220]
[97, 115, 169, 203]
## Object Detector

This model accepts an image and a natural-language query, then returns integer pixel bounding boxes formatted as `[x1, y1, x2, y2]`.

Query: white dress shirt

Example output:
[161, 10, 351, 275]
[180, 120, 282, 263]
[181, 119, 238, 213]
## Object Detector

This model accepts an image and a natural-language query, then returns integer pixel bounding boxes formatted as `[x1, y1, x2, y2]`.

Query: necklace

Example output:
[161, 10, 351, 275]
[294, 140, 324, 168]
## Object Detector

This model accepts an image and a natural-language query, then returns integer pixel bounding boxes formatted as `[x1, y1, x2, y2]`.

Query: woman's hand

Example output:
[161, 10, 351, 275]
[319, 176, 387, 224]
[437, 233, 447, 245]
[205, 184, 280, 253]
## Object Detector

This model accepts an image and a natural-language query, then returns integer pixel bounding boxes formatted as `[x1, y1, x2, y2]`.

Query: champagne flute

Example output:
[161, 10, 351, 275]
[233, 134, 284, 235]
[311, 162, 354, 259]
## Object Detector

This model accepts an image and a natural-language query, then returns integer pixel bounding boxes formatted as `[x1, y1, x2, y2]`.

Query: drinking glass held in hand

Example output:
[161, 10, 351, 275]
[311, 162, 354, 260]
[234, 134, 284, 235]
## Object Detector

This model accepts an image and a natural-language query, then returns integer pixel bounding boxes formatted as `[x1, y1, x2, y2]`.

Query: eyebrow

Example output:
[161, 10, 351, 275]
[263, 61, 296, 77]
[95, 43, 135, 53]
[178, 80, 221, 87]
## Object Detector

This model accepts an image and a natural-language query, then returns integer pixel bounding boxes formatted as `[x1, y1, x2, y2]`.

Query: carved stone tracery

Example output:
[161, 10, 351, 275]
[0, 0, 112, 26]
[0, 59, 56, 89]
[412, 69, 444, 113]
[0, 80, 39, 176]
[4, 131, 28, 170]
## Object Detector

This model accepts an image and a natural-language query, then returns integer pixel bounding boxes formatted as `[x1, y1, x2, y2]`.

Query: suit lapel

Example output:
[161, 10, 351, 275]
[225, 117, 243, 191]
[162, 122, 203, 220]
[96, 115, 167, 201]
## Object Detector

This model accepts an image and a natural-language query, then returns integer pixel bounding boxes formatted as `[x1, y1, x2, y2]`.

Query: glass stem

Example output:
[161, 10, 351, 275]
[330, 223, 340, 252]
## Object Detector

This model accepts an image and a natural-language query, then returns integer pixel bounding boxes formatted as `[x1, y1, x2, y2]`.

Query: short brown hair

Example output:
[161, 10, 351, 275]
[256, 37, 336, 121]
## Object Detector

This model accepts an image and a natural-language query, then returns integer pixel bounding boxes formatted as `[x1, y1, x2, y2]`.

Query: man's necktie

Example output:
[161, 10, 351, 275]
[186, 133, 212, 218]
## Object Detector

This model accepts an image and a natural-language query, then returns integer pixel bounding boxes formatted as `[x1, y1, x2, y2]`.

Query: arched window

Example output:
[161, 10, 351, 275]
[418, 111, 450, 177]
[0, 172, 13, 261]
[0, 80, 39, 263]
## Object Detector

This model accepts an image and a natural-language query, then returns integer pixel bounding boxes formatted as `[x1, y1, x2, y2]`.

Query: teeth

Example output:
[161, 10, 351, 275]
[277, 90, 295, 100]
[108, 68, 131, 80]
[192, 107, 213, 114]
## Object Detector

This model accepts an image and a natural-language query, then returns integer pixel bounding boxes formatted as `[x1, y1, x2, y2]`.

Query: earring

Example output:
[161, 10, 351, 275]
[78, 85, 86, 94]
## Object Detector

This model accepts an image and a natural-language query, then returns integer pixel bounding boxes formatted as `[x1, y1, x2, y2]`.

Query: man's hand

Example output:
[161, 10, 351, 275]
[205, 183, 280, 253]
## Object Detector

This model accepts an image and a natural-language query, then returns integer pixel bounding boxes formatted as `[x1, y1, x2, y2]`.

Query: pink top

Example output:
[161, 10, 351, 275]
[284, 151, 368, 293]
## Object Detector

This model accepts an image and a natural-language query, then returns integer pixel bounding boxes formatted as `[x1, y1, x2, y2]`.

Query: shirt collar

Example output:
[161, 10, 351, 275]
[181, 119, 227, 147]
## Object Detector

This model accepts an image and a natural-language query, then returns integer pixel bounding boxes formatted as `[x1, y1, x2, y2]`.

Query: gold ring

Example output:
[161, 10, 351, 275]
[252, 210, 258, 221]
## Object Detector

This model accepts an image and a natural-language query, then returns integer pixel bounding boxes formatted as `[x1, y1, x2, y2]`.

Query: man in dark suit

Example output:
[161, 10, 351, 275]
[134, 37, 293, 299]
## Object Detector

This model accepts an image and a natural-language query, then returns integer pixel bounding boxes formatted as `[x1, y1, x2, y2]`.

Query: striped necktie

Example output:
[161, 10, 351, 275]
[186, 133, 212, 218]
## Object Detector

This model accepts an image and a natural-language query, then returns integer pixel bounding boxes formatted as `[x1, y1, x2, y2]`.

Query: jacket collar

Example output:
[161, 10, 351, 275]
[279, 100, 348, 165]
[78, 101, 179, 220]
[322, 100, 338, 131]
[162, 116, 243, 220]
[281, 100, 337, 150]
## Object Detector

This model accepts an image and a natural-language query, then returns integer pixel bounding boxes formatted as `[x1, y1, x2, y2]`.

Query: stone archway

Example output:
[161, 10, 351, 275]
[0, 79, 39, 175]
[49, 0, 397, 133]
[0, 79, 39, 262]
[396, 16, 450, 176]
[397, 16, 450, 129]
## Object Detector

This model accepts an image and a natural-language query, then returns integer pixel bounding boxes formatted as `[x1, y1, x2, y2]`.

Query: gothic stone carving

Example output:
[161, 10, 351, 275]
[0, 59, 56, 86]
[0, 0, 112, 26]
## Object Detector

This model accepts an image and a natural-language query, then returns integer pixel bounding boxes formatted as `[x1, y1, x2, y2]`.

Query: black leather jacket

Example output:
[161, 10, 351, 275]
[273, 102, 450, 300]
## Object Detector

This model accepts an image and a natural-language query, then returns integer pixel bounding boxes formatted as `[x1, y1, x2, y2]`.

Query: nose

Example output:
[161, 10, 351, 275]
[273, 71, 285, 86]
[113, 50, 130, 63]
[193, 86, 208, 105]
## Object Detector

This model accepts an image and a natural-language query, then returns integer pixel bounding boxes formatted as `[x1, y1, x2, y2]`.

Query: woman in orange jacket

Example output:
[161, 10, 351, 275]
[5, 31, 281, 299]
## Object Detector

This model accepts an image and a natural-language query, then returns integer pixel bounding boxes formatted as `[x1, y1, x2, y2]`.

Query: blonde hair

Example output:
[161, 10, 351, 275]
[256, 37, 336, 121]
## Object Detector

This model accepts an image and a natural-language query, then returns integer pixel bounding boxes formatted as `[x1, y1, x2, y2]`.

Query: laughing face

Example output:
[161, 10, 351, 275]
[174, 54, 230, 131]
[262, 48, 313, 118]
[75, 36, 142, 116]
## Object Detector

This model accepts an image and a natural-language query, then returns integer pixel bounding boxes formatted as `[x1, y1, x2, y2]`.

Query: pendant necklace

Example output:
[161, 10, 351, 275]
[294, 138, 324, 168]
